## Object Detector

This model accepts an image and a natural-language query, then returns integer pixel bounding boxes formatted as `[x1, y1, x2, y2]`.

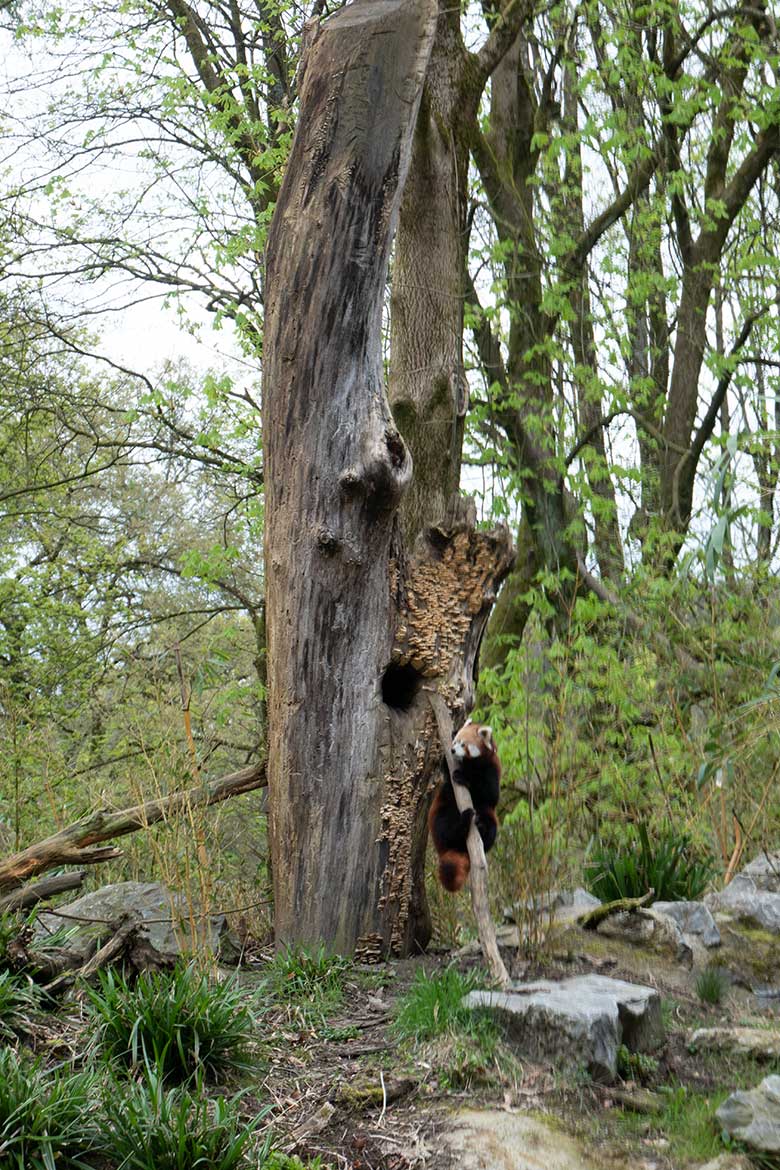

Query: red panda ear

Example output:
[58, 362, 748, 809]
[478, 725, 494, 748]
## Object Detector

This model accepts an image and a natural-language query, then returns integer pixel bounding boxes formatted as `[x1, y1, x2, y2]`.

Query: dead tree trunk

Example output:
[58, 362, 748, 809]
[264, 0, 514, 958]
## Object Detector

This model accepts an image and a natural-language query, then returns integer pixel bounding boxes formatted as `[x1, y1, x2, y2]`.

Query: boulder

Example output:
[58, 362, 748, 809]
[464, 974, 664, 1083]
[653, 900, 721, 948]
[688, 1027, 780, 1061]
[33, 881, 237, 970]
[595, 908, 692, 965]
[716, 1074, 780, 1156]
[504, 888, 601, 925]
[741, 852, 780, 893]
[705, 875, 780, 934]
[695, 1156, 753, 1170]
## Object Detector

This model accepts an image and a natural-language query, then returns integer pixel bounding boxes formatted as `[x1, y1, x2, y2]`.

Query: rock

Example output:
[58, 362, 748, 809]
[464, 974, 664, 1083]
[444, 1109, 600, 1170]
[504, 889, 601, 925]
[455, 923, 521, 956]
[741, 852, 780, 892]
[705, 875, 780, 933]
[688, 1026, 780, 1060]
[716, 1074, 780, 1155]
[714, 918, 780, 990]
[695, 1156, 753, 1170]
[653, 900, 721, 947]
[34, 881, 236, 970]
[596, 908, 692, 965]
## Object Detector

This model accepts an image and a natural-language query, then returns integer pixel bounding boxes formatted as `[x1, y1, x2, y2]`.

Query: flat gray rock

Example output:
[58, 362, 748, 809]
[34, 881, 235, 969]
[716, 1074, 780, 1154]
[464, 974, 663, 1083]
[705, 875, 780, 933]
[653, 900, 721, 947]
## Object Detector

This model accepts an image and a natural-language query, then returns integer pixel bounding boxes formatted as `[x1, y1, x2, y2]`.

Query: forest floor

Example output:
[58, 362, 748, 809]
[242, 922, 777, 1170]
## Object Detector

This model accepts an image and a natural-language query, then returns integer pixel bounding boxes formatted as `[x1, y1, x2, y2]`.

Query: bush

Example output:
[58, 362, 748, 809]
[104, 1060, 269, 1170]
[585, 824, 714, 903]
[85, 963, 256, 1082]
[0, 1047, 104, 1170]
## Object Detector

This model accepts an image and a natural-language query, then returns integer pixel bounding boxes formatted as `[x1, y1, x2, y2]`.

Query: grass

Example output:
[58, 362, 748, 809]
[393, 965, 504, 1087]
[585, 824, 714, 903]
[264, 944, 350, 1020]
[394, 965, 482, 1042]
[611, 1082, 728, 1165]
[85, 963, 256, 1082]
[0, 1047, 105, 1170]
[696, 966, 730, 1006]
[103, 1059, 270, 1170]
[0, 969, 41, 1040]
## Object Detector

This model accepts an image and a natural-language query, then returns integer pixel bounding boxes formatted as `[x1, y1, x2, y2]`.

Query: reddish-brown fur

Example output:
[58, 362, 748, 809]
[428, 721, 501, 892]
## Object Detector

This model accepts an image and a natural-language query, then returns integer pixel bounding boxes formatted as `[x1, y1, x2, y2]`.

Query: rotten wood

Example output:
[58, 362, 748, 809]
[0, 762, 265, 893]
[428, 692, 510, 989]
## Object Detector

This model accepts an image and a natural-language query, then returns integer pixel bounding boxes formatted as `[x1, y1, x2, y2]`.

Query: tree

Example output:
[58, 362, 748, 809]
[264, 0, 513, 956]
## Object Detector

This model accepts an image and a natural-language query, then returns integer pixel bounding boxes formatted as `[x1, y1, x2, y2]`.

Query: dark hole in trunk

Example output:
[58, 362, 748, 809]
[381, 661, 422, 711]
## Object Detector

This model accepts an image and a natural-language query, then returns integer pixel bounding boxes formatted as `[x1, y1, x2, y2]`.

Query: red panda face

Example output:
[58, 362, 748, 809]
[452, 719, 495, 760]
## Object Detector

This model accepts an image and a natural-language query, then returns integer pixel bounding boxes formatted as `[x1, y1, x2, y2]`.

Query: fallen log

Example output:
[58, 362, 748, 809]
[0, 761, 266, 893]
[0, 870, 88, 914]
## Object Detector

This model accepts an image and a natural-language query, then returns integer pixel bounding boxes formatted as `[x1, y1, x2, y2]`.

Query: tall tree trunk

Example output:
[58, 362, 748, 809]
[388, 8, 472, 542]
[264, 0, 514, 957]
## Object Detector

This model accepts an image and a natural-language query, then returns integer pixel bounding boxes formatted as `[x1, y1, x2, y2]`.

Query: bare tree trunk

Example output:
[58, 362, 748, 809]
[264, 0, 514, 956]
[388, 7, 472, 542]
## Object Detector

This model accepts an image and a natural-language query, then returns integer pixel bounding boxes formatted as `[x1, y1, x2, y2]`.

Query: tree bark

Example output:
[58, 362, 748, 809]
[264, 0, 435, 956]
[388, 7, 473, 542]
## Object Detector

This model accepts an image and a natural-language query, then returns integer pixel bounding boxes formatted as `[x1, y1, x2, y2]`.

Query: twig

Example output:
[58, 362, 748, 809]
[378, 1071, 387, 1127]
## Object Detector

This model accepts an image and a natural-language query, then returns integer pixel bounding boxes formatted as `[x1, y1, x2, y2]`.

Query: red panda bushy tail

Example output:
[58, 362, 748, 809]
[438, 850, 470, 892]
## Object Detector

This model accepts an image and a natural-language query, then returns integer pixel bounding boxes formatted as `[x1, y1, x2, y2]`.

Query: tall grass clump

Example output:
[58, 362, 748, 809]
[0, 969, 42, 1040]
[265, 944, 350, 1015]
[85, 963, 256, 1082]
[585, 824, 714, 903]
[0, 1047, 104, 1170]
[103, 1060, 269, 1170]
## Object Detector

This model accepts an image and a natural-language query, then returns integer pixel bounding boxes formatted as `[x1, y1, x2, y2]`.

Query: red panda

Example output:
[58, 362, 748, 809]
[427, 720, 500, 892]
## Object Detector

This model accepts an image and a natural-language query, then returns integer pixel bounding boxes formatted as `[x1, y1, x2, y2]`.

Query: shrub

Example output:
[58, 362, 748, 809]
[85, 963, 256, 1082]
[104, 1060, 269, 1170]
[584, 824, 714, 903]
[0, 1047, 104, 1170]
